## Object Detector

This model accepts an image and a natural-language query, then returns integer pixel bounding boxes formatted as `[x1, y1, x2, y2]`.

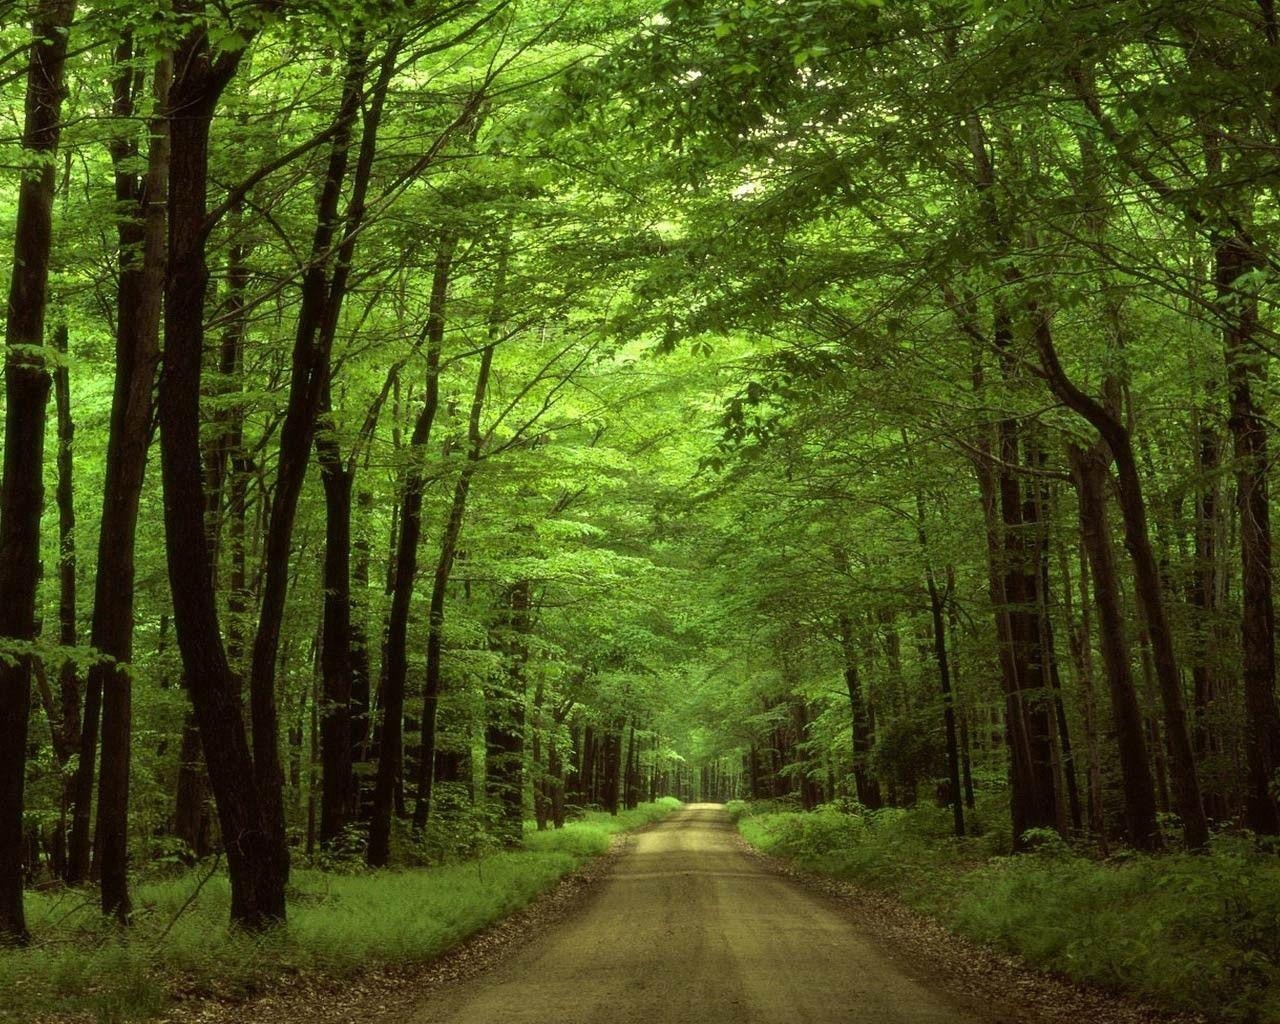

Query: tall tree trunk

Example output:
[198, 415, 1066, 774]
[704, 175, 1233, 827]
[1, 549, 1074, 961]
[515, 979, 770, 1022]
[531, 679, 550, 832]
[1031, 472, 1083, 835]
[49, 323, 79, 881]
[1217, 237, 1280, 835]
[1190, 404, 1227, 820]
[484, 579, 529, 845]
[1037, 315, 1209, 849]
[833, 548, 882, 809]
[245, 44, 369, 884]
[945, 577, 977, 811]
[413, 343, 496, 831]
[318, 458, 356, 847]
[95, 45, 171, 923]
[0, 0, 76, 946]
[1068, 444, 1162, 850]
[159, 25, 287, 928]
[351, 489, 374, 766]
[601, 725, 622, 816]
[960, 113, 1062, 844]
[173, 712, 210, 861]
[910, 484, 965, 836]
[968, 419, 1060, 845]
[927, 558, 965, 836]
[367, 234, 454, 867]
[1059, 535, 1108, 848]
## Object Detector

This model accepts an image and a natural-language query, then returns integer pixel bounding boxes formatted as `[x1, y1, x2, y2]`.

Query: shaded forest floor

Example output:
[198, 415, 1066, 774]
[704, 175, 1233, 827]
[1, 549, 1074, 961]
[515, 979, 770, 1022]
[6, 801, 679, 1024]
[734, 799, 1270, 1024]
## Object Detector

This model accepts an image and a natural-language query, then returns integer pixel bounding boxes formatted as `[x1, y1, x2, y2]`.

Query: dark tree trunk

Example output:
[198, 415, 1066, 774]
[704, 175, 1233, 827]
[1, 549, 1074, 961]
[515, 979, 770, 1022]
[173, 711, 211, 860]
[66, 673, 100, 882]
[1029, 469, 1083, 835]
[318, 460, 356, 847]
[1217, 237, 1280, 835]
[961, 114, 1061, 845]
[998, 433, 1061, 841]
[531, 680, 550, 831]
[484, 579, 530, 846]
[93, 40, 170, 924]
[1058, 537, 1108, 848]
[1037, 314, 1209, 849]
[246, 45, 370, 880]
[292, 39, 396, 850]
[351, 489, 373, 765]
[601, 725, 622, 816]
[910, 491, 965, 837]
[158, 28, 286, 928]
[1191, 409, 1227, 820]
[49, 324, 79, 881]
[833, 550, 882, 810]
[1069, 445, 1162, 850]
[413, 345, 495, 831]
[368, 234, 453, 867]
[51, 321, 78, 761]
[970, 419, 1060, 845]
[926, 566, 965, 837]
[0, 0, 76, 946]
[549, 739, 566, 827]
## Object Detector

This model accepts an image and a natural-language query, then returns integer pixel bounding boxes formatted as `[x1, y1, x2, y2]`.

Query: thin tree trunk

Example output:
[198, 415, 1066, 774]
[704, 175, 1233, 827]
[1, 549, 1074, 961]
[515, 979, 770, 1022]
[833, 548, 882, 809]
[49, 323, 79, 881]
[1059, 534, 1108, 849]
[1191, 403, 1227, 820]
[414, 232, 506, 831]
[532, 679, 550, 831]
[367, 234, 454, 867]
[484, 579, 529, 845]
[246, 45, 370, 884]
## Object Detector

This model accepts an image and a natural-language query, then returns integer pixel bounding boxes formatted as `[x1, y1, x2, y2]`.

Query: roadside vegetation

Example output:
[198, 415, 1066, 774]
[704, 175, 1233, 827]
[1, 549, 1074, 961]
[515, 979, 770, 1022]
[1, 800, 678, 1024]
[733, 799, 1280, 1024]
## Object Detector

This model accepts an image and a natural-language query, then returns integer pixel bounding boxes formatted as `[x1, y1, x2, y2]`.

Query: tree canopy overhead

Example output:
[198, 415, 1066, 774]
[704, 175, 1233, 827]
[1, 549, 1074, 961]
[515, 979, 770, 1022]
[2, 0, 1280, 961]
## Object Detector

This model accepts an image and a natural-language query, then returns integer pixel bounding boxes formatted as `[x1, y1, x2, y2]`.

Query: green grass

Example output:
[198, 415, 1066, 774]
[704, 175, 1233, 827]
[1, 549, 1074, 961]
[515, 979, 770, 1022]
[736, 798, 1280, 1024]
[1, 798, 681, 1024]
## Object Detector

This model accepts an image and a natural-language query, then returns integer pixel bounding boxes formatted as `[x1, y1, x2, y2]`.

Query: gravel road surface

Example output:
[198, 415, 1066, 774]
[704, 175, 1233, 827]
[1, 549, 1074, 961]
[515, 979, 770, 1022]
[409, 803, 982, 1024]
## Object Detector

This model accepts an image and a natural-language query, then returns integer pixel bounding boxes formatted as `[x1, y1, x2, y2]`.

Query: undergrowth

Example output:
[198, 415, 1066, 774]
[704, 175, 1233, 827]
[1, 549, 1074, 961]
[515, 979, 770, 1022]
[736, 798, 1280, 1024]
[0, 798, 680, 1024]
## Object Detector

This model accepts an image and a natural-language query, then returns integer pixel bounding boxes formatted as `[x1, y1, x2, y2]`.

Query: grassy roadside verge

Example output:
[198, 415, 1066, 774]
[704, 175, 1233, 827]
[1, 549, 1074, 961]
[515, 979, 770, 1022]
[2, 798, 680, 1024]
[730, 798, 1280, 1024]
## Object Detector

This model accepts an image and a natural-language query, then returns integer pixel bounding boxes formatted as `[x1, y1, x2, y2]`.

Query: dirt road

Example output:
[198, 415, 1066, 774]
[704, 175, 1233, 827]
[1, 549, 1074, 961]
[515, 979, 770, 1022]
[408, 803, 984, 1024]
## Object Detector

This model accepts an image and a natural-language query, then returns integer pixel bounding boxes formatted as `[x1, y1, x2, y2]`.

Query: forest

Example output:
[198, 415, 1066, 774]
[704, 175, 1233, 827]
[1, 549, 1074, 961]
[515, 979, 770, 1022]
[4, 0, 1280, 1022]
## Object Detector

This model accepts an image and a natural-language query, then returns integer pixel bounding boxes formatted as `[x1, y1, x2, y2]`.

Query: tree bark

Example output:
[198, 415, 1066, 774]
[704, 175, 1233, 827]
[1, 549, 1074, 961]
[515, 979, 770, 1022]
[0, 0, 76, 946]
[1037, 314, 1209, 849]
[94, 45, 171, 923]
[1190, 406, 1227, 820]
[414, 343, 496, 830]
[245, 43, 369, 881]
[484, 579, 529, 845]
[1068, 444, 1162, 850]
[158, 23, 287, 928]
[48, 323, 79, 881]
[833, 548, 882, 809]
[367, 233, 454, 867]
[1217, 237, 1280, 835]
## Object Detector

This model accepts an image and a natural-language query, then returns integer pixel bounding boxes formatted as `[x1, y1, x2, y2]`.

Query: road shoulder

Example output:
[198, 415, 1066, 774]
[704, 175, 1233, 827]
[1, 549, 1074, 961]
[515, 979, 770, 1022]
[735, 835, 1206, 1024]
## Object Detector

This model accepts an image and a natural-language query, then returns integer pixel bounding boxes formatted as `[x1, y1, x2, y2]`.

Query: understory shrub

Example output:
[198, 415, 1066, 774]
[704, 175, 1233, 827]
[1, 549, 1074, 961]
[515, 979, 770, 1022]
[737, 800, 1280, 1023]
